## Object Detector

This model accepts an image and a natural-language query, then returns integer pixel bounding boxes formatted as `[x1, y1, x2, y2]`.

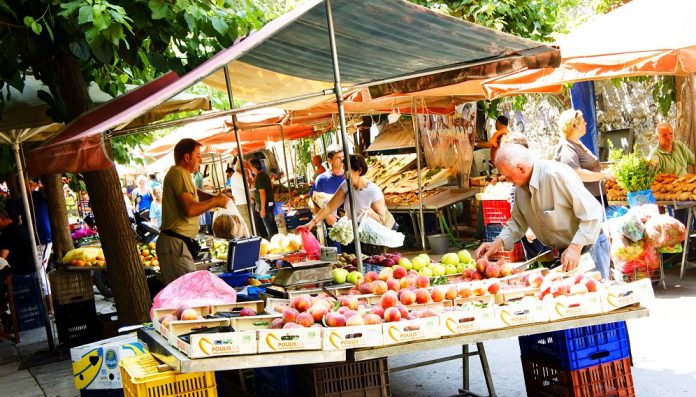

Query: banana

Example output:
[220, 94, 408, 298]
[607, 293, 619, 308]
[500, 310, 512, 326]
[72, 348, 103, 389]
[445, 317, 457, 334]
[265, 333, 280, 351]
[198, 337, 212, 355]
[329, 332, 342, 349]
[387, 325, 400, 342]
[555, 302, 566, 317]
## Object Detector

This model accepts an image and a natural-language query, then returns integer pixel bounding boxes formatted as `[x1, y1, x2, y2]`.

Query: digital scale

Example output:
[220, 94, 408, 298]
[264, 260, 333, 297]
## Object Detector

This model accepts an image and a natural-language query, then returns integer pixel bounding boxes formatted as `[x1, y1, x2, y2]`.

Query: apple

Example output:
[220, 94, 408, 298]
[399, 289, 416, 305]
[431, 287, 446, 302]
[457, 250, 472, 263]
[392, 266, 408, 279]
[364, 271, 380, 282]
[346, 314, 365, 326]
[380, 291, 399, 308]
[291, 295, 312, 312]
[441, 253, 460, 266]
[363, 313, 382, 325]
[418, 254, 431, 263]
[412, 256, 428, 271]
[179, 308, 199, 321]
[398, 258, 413, 270]
[296, 312, 314, 327]
[384, 307, 402, 322]
[332, 268, 349, 284]
[282, 308, 299, 324]
[418, 267, 433, 277]
[415, 275, 430, 288]
[445, 264, 458, 275]
[456, 262, 467, 274]
[415, 288, 430, 304]
[431, 264, 446, 277]
[386, 279, 401, 292]
[346, 271, 363, 285]
[371, 280, 389, 295]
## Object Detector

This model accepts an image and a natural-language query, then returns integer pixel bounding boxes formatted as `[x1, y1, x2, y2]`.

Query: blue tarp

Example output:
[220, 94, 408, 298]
[570, 81, 599, 155]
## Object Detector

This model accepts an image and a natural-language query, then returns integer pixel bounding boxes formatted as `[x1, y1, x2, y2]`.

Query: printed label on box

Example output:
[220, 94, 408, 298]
[258, 327, 323, 353]
[323, 324, 383, 350]
[549, 292, 603, 320]
[602, 278, 654, 311]
[494, 300, 549, 328]
[382, 317, 440, 345]
[440, 306, 494, 336]
[71, 334, 146, 390]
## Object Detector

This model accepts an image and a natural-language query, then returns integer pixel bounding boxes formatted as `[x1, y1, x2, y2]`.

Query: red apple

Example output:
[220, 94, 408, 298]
[380, 291, 399, 308]
[399, 289, 416, 305]
[384, 307, 402, 322]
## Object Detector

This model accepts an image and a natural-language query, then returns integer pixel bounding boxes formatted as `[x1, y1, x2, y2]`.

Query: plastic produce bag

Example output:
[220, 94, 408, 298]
[328, 216, 355, 245]
[212, 201, 249, 239]
[619, 213, 645, 242]
[358, 214, 405, 248]
[297, 227, 320, 259]
[644, 214, 686, 248]
[151, 270, 237, 318]
[627, 189, 656, 207]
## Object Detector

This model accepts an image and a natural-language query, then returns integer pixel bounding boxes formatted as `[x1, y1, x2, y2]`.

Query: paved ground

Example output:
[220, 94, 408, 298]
[2, 266, 696, 396]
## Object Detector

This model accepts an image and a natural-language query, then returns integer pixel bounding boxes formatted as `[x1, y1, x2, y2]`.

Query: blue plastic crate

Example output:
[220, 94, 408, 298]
[518, 321, 630, 370]
[11, 274, 45, 331]
[218, 272, 254, 288]
[254, 366, 297, 396]
[363, 263, 384, 274]
[484, 223, 504, 242]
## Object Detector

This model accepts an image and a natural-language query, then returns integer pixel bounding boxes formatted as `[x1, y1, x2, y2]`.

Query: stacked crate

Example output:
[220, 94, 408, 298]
[481, 197, 524, 262]
[10, 274, 46, 331]
[49, 270, 99, 347]
[519, 321, 635, 396]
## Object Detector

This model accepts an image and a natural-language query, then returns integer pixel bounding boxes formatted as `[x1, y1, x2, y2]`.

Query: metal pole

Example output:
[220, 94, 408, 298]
[278, 125, 293, 193]
[412, 98, 426, 251]
[222, 66, 257, 235]
[325, 0, 363, 271]
[12, 141, 55, 352]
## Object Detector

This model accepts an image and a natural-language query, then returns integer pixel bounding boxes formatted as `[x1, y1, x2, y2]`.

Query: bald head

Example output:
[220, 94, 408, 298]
[495, 143, 534, 186]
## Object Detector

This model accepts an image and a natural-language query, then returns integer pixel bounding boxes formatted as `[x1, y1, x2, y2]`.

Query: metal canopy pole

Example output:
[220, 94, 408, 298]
[412, 98, 426, 251]
[11, 140, 55, 352]
[325, 0, 363, 272]
[222, 66, 257, 235]
[278, 125, 293, 193]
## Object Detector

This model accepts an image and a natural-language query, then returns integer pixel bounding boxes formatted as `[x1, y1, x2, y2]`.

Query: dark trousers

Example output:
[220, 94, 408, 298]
[260, 210, 278, 237]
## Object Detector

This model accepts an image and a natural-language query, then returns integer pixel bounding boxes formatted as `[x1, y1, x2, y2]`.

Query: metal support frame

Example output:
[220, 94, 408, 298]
[325, 0, 363, 271]
[278, 125, 293, 193]
[222, 66, 257, 235]
[680, 204, 696, 280]
[11, 140, 55, 352]
[412, 97, 426, 251]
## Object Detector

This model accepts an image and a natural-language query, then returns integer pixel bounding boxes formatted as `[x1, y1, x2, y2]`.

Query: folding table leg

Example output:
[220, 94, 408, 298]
[458, 343, 496, 397]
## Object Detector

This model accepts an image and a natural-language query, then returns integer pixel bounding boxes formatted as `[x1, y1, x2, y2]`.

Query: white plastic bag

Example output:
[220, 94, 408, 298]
[358, 213, 405, 248]
[212, 201, 250, 239]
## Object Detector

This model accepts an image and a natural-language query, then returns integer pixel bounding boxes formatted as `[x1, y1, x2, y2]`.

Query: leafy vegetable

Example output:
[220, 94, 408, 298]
[329, 217, 354, 245]
[609, 143, 657, 192]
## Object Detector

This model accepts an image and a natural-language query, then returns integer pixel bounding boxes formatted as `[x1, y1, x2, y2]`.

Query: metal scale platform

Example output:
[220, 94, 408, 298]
[265, 260, 333, 297]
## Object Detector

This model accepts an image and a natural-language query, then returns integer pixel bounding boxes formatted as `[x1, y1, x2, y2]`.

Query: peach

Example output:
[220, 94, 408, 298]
[407, 270, 419, 278]
[462, 268, 474, 280]
[346, 314, 365, 326]
[380, 291, 399, 308]
[296, 312, 314, 327]
[572, 273, 585, 285]
[371, 280, 389, 295]
[370, 305, 385, 318]
[527, 273, 544, 288]
[471, 271, 484, 280]
[384, 307, 402, 322]
[339, 296, 359, 310]
[291, 295, 312, 312]
[485, 263, 500, 278]
[325, 312, 346, 327]
[415, 275, 430, 288]
[160, 314, 176, 328]
[430, 287, 446, 302]
[308, 303, 329, 322]
[582, 277, 598, 292]
[270, 318, 284, 329]
[396, 304, 409, 319]
[392, 266, 407, 279]
[476, 258, 489, 274]
[472, 282, 486, 296]
[570, 284, 589, 295]
[364, 271, 380, 282]
[551, 282, 570, 298]
[179, 308, 199, 321]
[358, 281, 373, 294]
[458, 284, 472, 298]
[487, 280, 502, 295]
[399, 289, 416, 305]
[415, 288, 430, 304]
[400, 276, 416, 289]
[500, 262, 514, 277]
[274, 304, 289, 313]
[379, 268, 394, 281]
[363, 313, 382, 325]
[420, 308, 438, 318]
[282, 308, 299, 324]
[445, 285, 458, 300]
[239, 308, 257, 317]
[386, 279, 401, 292]
[283, 322, 302, 329]
[348, 288, 361, 295]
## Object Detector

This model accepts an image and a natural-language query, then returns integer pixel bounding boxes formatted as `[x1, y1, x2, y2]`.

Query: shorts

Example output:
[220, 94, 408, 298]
[156, 233, 195, 284]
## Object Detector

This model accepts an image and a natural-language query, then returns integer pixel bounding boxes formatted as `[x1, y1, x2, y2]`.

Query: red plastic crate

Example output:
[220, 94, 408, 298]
[481, 200, 512, 225]
[490, 242, 525, 262]
[522, 357, 635, 397]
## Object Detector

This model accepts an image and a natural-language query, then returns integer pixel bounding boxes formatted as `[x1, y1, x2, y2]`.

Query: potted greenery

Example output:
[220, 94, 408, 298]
[609, 145, 658, 207]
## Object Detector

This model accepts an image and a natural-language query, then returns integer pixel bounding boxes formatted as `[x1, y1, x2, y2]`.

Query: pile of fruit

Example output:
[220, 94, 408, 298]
[363, 252, 403, 267]
[138, 242, 159, 268]
[527, 271, 604, 299]
[62, 246, 106, 268]
[335, 252, 357, 269]
[260, 233, 303, 256]
[212, 240, 229, 261]
[383, 190, 441, 206]
[605, 173, 696, 202]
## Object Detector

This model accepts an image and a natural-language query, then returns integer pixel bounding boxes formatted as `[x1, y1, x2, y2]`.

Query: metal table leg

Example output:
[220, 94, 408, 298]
[680, 207, 695, 279]
[458, 343, 496, 397]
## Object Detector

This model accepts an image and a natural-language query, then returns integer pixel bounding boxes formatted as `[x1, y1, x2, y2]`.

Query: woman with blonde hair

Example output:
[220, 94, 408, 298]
[131, 174, 153, 215]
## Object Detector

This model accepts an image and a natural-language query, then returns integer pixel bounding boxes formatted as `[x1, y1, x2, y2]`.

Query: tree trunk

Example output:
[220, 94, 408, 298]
[41, 174, 74, 259]
[675, 75, 696, 156]
[84, 165, 150, 324]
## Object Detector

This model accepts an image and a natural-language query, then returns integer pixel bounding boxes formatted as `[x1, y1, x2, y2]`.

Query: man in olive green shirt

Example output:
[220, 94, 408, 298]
[476, 144, 605, 273]
[157, 139, 229, 284]
[649, 123, 695, 177]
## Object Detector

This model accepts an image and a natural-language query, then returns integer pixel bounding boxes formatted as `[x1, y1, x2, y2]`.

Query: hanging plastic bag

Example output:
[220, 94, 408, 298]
[212, 200, 249, 240]
[626, 189, 656, 207]
[296, 227, 321, 259]
[328, 216, 355, 245]
[358, 213, 405, 248]
[644, 214, 686, 248]
[150, 270, 237, 319]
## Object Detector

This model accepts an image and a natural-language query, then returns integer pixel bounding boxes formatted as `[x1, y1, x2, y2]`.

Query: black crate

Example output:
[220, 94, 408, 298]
[80, 389, 124, 397]
[54, 299, 99, 347]
[296, 358, 390, 397]
[11, 274, 46, 331]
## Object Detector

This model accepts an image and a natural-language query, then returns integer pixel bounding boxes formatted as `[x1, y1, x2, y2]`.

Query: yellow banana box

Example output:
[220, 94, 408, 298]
[71, 333, 146, 390]
[168, 319, 257, 358]
[381, 316, 441, 345]
[322, 324, 384, 350]
[601, 278, 654, 312]
[439, 306, 495, 337]
[492, 299, 549, 328]
[257, 327, 323, 353]
[547, 292, 603, 321]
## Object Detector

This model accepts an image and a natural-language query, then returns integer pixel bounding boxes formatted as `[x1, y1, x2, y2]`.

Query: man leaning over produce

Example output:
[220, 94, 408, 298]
[649, 123, 695, 177]
[475, 143, 608, 277]
[158, 139, 229, 284]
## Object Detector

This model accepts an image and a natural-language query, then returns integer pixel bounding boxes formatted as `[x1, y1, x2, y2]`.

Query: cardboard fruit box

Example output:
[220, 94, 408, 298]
[439, 305, 495, 337]
[492, 299, 549, 328]
[70, 333, 147, 390]
[151, 306, 213, 340]
[602, 278, 654, 312]
[168, 318, 257, 358]
[257, 326, 323, 353]
[322, 324, 384, 350]
[382, 316, 441, 345]
[548, 292, 603, 321]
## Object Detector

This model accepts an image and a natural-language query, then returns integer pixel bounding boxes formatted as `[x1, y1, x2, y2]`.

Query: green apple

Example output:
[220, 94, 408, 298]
[412, 256, 428, 271]
[441, 253, 459, 266]
[333, 268, 349, 284]
[418, 266, 433, 277]
[456, 262, 467, 273]
[431, 264, 446, 277]
[346, 271, 363, 285]
[445, 264, 458, 275]
[417, 253, 431, 263]
[398, 257, 413, 270]
[457, 250, 472, 264]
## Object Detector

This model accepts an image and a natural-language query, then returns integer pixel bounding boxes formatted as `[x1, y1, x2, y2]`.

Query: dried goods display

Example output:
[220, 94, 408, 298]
[606, 173, 696, 202]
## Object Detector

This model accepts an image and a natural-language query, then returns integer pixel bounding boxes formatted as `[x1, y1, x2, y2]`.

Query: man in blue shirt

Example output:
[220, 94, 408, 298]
[310, 145, 345, 226]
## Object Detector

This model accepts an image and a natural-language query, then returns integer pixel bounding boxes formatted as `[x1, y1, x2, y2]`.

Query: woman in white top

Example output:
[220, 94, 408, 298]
[304, 154, 389, 230]
[229, 159, 253, 231]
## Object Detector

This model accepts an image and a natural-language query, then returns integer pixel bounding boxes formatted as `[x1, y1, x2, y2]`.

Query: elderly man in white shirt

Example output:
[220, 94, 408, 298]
[476, 143, 606, 274]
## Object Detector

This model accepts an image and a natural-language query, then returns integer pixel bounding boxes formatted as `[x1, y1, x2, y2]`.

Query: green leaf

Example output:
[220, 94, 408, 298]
[69, 40, 91, 60]
[59, 1, 82, 17]
[149, 0, 170, 19]
[30, 21, 42, 35]
[210, 16, 228, 35]
[23, 16, 34, 27]
[119, 74, 128, 83]
[44, 22, 54, 42]
[78, 5, 94, 24]
[0, 0, 16, 19]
